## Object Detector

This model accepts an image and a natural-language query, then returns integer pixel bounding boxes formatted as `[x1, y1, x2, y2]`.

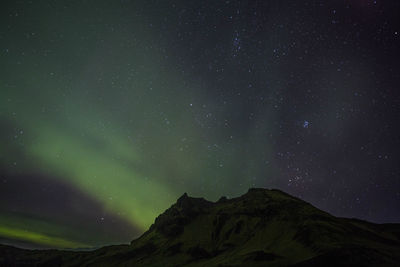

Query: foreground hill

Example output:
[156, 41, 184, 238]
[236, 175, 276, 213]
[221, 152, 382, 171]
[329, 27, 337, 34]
[1, 188, 399, 266]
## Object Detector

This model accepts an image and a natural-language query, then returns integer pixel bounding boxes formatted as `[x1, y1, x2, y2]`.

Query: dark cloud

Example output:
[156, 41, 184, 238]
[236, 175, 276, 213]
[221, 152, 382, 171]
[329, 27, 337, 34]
[0, 170, 140, 246]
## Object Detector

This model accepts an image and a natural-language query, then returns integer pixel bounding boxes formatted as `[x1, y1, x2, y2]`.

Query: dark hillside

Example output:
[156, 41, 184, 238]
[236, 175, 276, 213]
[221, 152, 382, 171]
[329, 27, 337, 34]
[1, 188, 399, 266]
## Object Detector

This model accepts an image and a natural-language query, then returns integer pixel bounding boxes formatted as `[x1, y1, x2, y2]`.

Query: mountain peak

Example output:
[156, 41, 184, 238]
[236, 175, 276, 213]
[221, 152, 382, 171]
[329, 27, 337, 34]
[176, 192, 189, 205]
[247, 187, 266, 193]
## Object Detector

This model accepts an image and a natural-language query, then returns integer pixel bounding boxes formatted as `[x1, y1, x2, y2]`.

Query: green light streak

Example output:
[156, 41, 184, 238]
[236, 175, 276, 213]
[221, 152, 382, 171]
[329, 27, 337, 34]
[0, 226, 88, 249]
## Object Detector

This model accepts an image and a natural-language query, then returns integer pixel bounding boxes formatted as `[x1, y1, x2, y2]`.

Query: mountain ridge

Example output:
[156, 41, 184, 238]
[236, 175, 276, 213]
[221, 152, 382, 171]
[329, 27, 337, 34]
[1, 188, 399, 266]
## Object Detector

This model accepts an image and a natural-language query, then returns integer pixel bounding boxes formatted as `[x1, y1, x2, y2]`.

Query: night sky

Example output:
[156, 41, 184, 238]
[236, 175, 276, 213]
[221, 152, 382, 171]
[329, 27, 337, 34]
[1, 0, 399, 249]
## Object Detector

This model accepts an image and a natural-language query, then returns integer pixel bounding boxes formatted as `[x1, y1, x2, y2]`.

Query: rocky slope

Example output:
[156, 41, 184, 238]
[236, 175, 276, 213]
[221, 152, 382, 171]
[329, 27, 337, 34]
[1, 188, 400, 266]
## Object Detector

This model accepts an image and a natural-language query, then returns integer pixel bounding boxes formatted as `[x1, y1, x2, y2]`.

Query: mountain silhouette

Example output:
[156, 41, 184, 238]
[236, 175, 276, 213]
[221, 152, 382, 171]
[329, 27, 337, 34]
[1, 188, 399, 266]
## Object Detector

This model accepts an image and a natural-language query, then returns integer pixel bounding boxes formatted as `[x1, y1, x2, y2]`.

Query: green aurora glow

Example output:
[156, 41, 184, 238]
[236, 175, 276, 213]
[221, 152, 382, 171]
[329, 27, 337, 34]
[0, 1, 277, 247]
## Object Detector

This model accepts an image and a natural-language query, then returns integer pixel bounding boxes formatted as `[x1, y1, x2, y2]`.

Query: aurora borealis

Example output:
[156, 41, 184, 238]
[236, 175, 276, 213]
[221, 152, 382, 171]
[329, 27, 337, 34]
[1, 0, 400, 249]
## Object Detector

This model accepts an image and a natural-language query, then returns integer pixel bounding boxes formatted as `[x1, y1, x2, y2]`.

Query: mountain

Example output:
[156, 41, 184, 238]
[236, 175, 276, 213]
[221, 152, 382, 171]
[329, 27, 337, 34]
[1, 188, 399, 266]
